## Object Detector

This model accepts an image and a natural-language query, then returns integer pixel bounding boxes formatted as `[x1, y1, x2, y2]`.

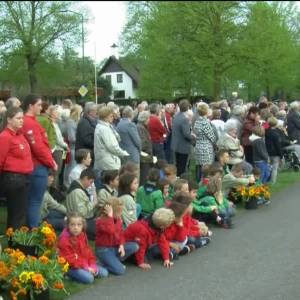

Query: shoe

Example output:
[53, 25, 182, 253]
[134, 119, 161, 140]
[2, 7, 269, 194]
[199, 237, 210, 247]
[264, 200, 271, 206]
[169, 251, 179, 261]
[179, 244, 195, 256]
[226, 218, 234, 229]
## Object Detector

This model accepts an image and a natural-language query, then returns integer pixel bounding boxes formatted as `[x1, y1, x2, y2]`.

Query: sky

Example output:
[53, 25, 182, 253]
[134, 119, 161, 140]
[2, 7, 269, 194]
[76, 1, 128, 64]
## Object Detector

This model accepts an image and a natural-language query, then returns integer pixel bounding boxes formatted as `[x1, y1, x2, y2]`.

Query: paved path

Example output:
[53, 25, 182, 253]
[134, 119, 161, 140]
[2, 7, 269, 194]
[69, 182, 300, 300]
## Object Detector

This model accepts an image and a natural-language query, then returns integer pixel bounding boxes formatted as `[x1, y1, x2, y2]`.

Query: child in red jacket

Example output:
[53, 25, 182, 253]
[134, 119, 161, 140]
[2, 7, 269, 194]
[58, 213, 108, 284]
[95, 197, 139, 275]
[124, 208, 175, 270]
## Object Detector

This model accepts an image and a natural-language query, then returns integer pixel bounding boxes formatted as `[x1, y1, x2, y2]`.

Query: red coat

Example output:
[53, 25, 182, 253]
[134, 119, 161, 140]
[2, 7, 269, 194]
[0, 128, 33, 174]
[164, 222, 187, 242]
[183, 214, 201, 238]
[95, 216, 125, 247]
[22, 115, 55, 169]
[58, 229, 97, 271]
[124, 220, 169, 265]
[147, 115, 166, 143]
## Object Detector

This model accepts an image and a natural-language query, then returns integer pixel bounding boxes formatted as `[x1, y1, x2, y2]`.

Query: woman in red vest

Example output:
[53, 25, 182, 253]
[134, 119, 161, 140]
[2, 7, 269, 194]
[0, 107, 33, 229]
[21, 95, 57, 228]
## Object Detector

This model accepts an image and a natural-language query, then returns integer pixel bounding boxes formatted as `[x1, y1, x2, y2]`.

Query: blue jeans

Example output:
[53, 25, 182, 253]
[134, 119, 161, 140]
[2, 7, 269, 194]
[219, 206, 235, 220]
[67, 265, 108, 284]
[255, 161, 270, 184]
[96, 242, 139, 275]
[146, 244, 177, 261]
[152, 143, 165, 160]
[27, 165, 49, 228]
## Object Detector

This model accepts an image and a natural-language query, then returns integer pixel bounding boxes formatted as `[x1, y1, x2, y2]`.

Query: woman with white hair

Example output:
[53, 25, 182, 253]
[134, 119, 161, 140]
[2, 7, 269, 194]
[217, 123, 252, 174]
[117, 106, 141, 165]
[225, 105, 245, 139]
[286, 101, 300, 144]
[94, 106, 129, 172]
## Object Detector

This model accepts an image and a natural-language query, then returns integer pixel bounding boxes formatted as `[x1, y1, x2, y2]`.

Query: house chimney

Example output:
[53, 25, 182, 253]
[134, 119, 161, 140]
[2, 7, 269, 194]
[110, 43, 119, 59]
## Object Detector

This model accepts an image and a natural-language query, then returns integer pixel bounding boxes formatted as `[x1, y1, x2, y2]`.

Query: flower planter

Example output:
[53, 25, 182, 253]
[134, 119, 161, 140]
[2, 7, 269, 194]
[27, 288, 50, 300]
[13, 243, 37, 256]
[244, 197, 258, 210]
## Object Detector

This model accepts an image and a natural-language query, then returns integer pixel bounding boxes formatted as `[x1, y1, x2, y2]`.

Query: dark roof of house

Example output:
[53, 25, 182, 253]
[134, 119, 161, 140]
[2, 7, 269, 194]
[98, 56, 140, 86]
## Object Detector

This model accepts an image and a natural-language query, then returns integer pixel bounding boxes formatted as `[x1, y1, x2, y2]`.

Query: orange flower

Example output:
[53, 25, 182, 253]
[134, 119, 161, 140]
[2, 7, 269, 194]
[17, 288, 27, 296]
[11, 278, 20, 288]
[0, 261, 10, 278]
[6, 227, 14, 238]
[4, 248, 14, 255]
[39, 256, 49, 264]
[31, 227, 39, 233]
[19, 226, 29, 232]
[10, 290, 17, 300]
[57, 256, 66, 265]
[31, 273, 44, 289]
[53, 282, 64, 289]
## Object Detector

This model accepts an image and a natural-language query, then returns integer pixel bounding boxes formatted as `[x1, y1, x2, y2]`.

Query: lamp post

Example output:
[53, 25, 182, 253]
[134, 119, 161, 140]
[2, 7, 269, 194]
[60, 10, 85, 84]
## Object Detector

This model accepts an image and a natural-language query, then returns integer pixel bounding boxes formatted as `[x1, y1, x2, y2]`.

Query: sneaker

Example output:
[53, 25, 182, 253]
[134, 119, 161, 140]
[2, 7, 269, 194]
[199, 237, 210, 247]
[264, 199, 271, 206]
[179, 244, 195, 256]
[169, 251, 179, 261]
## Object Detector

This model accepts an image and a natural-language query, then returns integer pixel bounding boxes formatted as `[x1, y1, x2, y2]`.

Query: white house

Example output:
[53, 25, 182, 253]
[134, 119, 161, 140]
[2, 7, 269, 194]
[98, 56, 139, 100]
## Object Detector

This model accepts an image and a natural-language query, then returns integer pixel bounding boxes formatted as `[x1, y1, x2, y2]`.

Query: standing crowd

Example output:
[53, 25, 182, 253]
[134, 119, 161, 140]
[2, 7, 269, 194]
[0, 94, 299, 283]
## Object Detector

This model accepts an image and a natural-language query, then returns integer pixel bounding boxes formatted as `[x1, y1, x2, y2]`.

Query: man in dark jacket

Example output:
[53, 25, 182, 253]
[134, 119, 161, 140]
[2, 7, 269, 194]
[286, 101, 300, 144]
[171, 99, 194, 176]
[75, 102, 98, 166]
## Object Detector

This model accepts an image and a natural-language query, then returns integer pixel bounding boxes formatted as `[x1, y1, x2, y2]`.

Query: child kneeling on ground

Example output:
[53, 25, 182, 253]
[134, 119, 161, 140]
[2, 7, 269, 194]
[95, 197, 139, 275]
[124, 208, 175, 270]
[57, 213, 108, 284]
[192, 177, 235, 229]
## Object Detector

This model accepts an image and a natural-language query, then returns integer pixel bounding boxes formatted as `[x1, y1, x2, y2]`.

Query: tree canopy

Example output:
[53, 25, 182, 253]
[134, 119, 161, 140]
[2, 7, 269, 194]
[121, 1, 300, 101]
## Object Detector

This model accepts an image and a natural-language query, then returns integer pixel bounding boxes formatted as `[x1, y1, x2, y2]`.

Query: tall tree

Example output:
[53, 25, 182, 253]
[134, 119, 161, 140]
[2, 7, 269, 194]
[121, 1, 245, 100]
[0, 1, 85, 93]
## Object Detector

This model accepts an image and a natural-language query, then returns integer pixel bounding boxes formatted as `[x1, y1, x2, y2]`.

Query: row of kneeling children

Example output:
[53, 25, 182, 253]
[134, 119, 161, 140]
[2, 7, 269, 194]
[41, 154, 269, 284]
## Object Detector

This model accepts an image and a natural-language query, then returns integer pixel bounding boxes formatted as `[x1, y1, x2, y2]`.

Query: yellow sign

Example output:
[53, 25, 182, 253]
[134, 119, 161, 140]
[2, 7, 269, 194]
[78, 85, 88, 97]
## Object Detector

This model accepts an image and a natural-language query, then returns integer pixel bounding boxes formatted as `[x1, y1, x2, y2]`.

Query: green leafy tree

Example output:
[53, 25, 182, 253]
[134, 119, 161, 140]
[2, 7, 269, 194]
[0, 1, 88, 93]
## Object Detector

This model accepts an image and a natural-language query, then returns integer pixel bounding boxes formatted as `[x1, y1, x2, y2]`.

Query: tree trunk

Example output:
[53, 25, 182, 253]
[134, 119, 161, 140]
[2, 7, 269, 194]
[212, 65, 221, 101]
[26, 55, 37, 93]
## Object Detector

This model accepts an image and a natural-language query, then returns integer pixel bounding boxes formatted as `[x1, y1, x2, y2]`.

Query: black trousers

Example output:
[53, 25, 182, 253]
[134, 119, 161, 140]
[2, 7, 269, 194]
[175, 152, 189, 176]
[1, 172, 29, 229]
[244, 145, 253, 165]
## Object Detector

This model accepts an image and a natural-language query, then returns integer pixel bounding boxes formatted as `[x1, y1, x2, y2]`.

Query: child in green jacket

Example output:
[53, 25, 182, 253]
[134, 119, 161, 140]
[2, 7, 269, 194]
[192, 176, 235, 229]
[136, 168, 164, 217]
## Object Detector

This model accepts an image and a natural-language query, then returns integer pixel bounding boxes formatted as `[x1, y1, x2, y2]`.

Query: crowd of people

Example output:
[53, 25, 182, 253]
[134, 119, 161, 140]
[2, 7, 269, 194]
[0, 94, 300, 283]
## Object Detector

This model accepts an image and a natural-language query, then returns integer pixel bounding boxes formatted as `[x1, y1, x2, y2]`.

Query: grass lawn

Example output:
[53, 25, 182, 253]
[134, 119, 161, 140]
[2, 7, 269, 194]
[0, 169, 299, 300]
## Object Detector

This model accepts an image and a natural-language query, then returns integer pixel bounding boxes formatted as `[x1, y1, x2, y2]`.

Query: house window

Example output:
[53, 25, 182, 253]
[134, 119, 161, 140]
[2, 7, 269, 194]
[117, 73, 123, 83]
[114, 90, 125, 99]
[105, 75, 111, 83]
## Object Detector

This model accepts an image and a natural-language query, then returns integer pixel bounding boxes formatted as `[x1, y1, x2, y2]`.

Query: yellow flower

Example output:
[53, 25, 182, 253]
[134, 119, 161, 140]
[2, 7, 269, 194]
[17, 254, 25, 264]
[19, 271, 31, 283]
[41, 226, 52, 235]
[62, 262, 69, 273]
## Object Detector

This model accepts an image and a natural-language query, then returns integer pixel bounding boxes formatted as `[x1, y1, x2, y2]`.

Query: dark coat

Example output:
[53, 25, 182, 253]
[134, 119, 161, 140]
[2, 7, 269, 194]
[287, 111, 300, 144]
[171, 112, 193, 154]
[75, 115, 97, 152]
[265, 128, 284, 158]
